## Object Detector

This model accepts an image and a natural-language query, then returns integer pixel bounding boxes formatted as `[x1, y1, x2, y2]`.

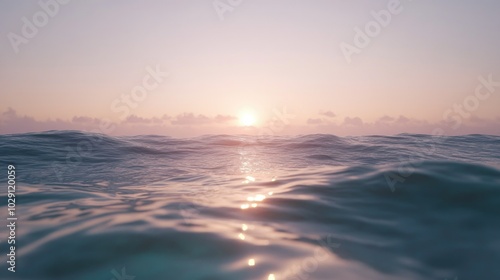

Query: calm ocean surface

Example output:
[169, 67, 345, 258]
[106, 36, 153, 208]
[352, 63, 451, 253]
[1, 131, 500, 280]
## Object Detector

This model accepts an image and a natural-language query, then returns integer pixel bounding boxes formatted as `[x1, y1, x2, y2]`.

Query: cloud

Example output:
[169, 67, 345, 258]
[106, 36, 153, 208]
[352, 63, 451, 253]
[124, 114, 163, 124]
[377, 115, 395, 123]
[2, 107, 17, 119]
[1, 107, 37, 126]
[0, 108, 73, 134]
[395, 115, 410, 124]
[1, 108, 500, 136]
[307, 118, 324, 125]
[171, 113, 212, 126]
[72, 116, 100, 124]
[319, 111, 336, 118]
[343, 117, 363, 126]
[214, 114, 237, 123]
[170, 113, 237, 125]
[308, 111, 336, 125]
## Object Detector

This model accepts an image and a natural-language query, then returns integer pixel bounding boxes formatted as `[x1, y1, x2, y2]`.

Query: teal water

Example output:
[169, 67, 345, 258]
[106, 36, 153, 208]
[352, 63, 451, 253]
[0, 131, 499, 279]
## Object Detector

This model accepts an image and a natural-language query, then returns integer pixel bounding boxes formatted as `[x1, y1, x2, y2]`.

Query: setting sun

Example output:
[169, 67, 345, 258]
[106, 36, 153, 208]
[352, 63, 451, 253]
[239, 113, 257, 127]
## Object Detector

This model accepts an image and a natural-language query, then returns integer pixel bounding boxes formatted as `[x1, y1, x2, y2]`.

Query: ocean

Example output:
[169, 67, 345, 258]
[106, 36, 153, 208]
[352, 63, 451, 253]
[1, 131, 500, 280]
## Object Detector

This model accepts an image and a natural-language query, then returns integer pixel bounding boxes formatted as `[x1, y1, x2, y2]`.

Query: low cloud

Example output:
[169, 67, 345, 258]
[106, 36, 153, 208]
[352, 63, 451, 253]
[1, 108, 500, 136]
[214, 114, 237, 123]
[307, 118, 324, 125]
[396, 115, 410, 124]
[377, 115, 395, 123]
[124, 114, 163, 124]
[3, 108, 18, 119]
[170, 113, 237, 125]
[72, 116, 100, 124]
[1, 108, 75, 134]
[343, 117, 363, 126]
[319, 110, 336, 118]
[171, 113, 212, 126]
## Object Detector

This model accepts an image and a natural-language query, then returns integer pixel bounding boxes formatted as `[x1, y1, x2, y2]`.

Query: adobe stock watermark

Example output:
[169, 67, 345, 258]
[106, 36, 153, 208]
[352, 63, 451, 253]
[442, 74, 500, 130]
[340, 0, 413, 63]
[279, 234, 340, 280]
[110, 65, 170, 120]
[213, 0, 243, 21]
[256, 106, 295, 139]
[8, 0, 71, 54]
[110, 267, 135, 280]
[384, 74, 500, 191]
[51, 65, 169, 181]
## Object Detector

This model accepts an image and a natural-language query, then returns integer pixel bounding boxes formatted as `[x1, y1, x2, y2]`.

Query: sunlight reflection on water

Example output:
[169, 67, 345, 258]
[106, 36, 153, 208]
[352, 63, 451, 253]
[2, 133, 500, 279]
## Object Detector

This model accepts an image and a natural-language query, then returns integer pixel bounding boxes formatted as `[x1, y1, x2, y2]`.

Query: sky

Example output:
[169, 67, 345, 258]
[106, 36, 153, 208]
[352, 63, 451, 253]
[1, 0, 499, 136]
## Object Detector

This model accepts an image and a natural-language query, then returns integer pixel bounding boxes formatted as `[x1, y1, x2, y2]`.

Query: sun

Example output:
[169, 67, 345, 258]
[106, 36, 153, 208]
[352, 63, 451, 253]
[239, 113, 257, 127]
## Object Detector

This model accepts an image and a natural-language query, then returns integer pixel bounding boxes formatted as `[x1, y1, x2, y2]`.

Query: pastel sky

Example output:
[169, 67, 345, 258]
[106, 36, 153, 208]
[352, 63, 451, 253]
[1, 0, 499, 136]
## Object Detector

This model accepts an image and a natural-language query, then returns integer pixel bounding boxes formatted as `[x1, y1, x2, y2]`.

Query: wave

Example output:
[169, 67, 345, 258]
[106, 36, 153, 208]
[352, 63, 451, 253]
[0, 131, 499, 279]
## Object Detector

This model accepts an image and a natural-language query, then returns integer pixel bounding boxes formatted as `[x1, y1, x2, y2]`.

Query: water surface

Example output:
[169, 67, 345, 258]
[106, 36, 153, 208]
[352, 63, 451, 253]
[1, 132, 499, 279]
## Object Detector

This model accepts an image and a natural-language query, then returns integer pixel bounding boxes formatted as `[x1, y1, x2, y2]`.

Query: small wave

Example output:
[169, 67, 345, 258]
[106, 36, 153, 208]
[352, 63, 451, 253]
[1, 131, 500, 279]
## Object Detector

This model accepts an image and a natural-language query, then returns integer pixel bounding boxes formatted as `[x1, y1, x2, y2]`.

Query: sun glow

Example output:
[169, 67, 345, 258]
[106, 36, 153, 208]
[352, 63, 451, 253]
[239, 113, 256, 127]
